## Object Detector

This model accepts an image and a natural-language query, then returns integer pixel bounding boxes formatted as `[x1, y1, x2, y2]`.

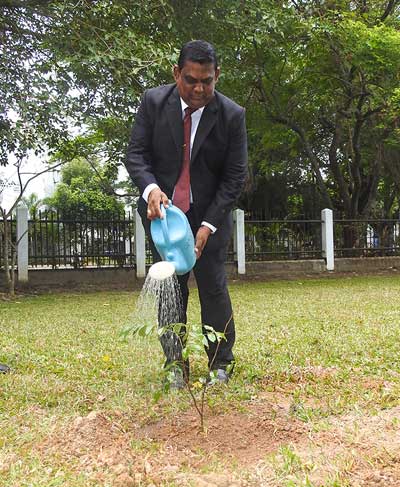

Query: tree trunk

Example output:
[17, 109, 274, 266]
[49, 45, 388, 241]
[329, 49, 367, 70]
[10, 240, 16, 295]
[1, 209, 15, 296]
[342, 223, 360, 256]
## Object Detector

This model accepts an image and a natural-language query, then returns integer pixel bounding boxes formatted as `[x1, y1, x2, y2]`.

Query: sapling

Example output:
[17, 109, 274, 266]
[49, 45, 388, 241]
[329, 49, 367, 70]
[122, 316, 232, 433]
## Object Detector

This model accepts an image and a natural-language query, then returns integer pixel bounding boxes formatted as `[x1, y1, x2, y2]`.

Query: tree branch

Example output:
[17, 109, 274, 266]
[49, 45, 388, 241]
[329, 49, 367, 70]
[256, 77, 333, 208]
[360, 0, 368, 14]
[350, 73, 370, 215]
[381, 0, 399, 21]
[360, 143, 383, 217]
[6, 159, 66, 217]
[328, 117, 351, 214]
[84, 158, 136, 199]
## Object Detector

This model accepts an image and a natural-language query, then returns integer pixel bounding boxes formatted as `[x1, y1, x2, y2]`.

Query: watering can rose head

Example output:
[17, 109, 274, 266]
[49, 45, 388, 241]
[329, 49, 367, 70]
[148, 261, 176, 280]
[150, 203, 196, 276]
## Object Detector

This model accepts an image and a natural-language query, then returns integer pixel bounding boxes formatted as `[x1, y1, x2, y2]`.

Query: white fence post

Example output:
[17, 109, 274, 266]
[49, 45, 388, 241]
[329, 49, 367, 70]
[135, 209, 146, 278]
[17, 204, 29, 282]
[233, 211, 238, 259]
[124, 237, 131, 266]
[233, 209, 246, 274]
[321, 208, 334, 271]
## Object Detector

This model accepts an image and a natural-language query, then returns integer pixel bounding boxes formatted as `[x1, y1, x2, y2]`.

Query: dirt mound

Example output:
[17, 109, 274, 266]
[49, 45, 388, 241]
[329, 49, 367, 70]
[39, 397, 400, 486]
[138, 392, 307, 467]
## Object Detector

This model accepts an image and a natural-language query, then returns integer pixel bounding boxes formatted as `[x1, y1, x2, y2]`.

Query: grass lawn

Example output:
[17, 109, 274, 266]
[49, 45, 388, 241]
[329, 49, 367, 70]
[1, 274, 400, 486]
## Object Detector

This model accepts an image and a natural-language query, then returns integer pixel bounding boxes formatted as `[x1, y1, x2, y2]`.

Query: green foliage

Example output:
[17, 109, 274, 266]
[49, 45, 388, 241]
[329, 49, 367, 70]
[124, 319, 225, 362]
[123, 311, 226, 429]
[0, 0, 177, 168]
[44, 158, 124, 218]
[2, 0, 400, 219]
[0, 2, 72, 165]
[21, 192, 42, 219]
[204, 0, 400, 217]
[45, 0, 179, 165]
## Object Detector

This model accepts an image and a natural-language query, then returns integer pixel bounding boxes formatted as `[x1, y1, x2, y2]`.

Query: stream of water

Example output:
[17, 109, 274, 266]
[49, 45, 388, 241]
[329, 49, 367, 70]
[134, 271, 184, 363]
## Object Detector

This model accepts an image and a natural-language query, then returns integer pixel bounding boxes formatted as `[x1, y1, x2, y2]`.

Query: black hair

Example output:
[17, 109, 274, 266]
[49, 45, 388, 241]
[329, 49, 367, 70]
[177, 40, 218, 70]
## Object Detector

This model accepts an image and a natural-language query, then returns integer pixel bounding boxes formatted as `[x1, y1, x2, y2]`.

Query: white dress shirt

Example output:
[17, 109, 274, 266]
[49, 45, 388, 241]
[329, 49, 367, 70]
[142, 97, 217, 233]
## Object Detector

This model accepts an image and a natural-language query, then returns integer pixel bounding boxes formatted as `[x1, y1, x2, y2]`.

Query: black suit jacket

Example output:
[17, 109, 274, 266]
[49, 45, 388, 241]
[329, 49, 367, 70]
[126, 83, 248, 234]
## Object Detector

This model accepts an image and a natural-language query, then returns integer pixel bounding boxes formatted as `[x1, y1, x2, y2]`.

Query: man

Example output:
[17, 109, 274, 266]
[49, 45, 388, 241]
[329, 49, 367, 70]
[125, 40, 248, 388]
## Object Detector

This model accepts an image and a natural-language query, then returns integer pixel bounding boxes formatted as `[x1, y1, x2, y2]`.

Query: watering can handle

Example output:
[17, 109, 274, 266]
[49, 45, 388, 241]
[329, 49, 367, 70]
[160, 204, 171, 247]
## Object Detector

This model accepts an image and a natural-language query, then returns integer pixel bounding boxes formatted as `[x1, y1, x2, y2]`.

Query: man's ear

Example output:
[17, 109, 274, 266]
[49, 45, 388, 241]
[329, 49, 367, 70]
[214, 67, 220, 83]
[173, 65, 180, 82]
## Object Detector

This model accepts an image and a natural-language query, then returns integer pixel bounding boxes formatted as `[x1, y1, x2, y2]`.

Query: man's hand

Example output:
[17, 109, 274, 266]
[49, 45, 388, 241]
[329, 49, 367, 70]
[147, 187, 169, 220]
[194, 226, 211, 259]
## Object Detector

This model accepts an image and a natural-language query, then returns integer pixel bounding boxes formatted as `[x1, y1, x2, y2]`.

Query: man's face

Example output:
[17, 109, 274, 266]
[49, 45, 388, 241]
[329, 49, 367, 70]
[173, 61, 220, 110]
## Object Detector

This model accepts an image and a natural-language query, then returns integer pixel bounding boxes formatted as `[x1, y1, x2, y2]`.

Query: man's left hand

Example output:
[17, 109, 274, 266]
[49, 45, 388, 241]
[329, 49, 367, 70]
[194, 226, 211, 259]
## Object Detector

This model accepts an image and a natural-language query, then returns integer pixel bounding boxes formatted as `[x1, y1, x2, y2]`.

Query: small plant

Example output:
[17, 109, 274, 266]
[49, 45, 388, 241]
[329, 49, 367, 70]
[122, 316, 232, 433]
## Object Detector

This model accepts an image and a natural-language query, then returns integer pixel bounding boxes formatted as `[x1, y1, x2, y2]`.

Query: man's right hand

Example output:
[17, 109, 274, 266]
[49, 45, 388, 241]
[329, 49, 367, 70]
[146, 187, 169, 220]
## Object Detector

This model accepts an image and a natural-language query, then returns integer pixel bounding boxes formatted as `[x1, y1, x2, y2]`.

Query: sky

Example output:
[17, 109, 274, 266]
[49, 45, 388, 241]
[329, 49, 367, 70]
[0, 155, 131, 212]
[0, 156, 59, 211]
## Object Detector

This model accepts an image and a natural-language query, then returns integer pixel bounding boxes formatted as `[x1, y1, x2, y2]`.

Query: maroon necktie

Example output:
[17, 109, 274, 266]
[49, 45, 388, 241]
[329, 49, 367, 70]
[173, 107, 197, 213]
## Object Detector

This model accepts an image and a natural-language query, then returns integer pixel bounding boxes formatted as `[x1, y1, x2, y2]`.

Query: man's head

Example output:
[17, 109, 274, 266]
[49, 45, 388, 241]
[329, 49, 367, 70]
[174, 40, 220, 110]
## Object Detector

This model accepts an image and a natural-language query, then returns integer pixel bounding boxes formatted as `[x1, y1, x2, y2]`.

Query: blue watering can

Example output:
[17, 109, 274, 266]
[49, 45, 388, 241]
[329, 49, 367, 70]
[150, 202, 196, 276]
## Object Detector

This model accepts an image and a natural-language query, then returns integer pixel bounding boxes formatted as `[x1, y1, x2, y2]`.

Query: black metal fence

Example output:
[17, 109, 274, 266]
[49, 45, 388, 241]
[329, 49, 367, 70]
[244, 218, 322, 260]
[2, 211, 400, 269]
[334, 219, 400, 257]
[28, 211, 135, 268]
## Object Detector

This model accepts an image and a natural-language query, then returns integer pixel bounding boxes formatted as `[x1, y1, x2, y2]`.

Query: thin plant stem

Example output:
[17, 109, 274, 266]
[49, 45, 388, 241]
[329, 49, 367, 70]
[175, 314, 234, 433]
[199, 313, 233, 430]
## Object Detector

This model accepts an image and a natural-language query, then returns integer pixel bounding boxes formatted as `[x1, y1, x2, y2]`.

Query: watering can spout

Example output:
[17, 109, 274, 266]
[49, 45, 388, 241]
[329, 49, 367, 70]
[150, 203, 196, 276]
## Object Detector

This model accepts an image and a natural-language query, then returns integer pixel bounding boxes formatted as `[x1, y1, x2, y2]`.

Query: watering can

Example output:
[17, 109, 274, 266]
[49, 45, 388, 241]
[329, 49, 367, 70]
[150, 202, 196, 276]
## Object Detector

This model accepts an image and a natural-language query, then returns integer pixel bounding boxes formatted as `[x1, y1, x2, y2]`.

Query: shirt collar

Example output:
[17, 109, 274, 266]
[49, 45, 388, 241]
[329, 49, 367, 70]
[180, 98, 205, 116]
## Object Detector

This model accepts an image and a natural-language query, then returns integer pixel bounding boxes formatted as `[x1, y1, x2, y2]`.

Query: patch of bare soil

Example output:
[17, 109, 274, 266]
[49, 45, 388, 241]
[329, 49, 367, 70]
[299, 406, 400, 486]
[138, 391, 306, 465]
[39, 394, 400, 486]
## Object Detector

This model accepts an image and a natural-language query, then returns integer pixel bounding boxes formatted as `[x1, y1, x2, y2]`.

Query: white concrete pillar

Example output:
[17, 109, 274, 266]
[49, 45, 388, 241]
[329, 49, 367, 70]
[135, 209, 146, 278]
[233, 211, 238, 257]
[233, 209, 246, 274]
[321, 208, 334, 271]
[17, 204, 29, 282]
[125, 238, 131, 265]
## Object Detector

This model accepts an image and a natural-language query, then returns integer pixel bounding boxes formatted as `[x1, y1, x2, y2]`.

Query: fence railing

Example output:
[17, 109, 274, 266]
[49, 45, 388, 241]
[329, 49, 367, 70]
[2, 208, 400, 282]
[244, 218, 322, 261]
[334, 219, 400, 258]
[27, 211, 136, 269]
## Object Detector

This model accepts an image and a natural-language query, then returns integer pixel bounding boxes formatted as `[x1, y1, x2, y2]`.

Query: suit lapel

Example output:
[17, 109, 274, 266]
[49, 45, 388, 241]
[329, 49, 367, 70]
[165, 88, 219, 164]
[191, 95, 218, 164]
[166, 87, 183, 156]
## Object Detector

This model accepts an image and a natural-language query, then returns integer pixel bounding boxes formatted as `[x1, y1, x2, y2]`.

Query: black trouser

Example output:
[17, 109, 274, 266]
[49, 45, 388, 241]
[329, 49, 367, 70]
[141, 206, 235, 371]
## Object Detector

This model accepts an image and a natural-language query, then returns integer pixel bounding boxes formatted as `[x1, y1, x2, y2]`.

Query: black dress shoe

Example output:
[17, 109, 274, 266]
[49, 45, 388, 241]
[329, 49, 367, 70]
[0, 363, 10, 374]
[208, 368, 230, 386]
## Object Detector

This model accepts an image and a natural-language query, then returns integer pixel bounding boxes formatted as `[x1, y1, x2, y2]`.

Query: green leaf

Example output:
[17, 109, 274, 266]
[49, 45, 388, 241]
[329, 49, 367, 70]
[207, 332, 217, 343]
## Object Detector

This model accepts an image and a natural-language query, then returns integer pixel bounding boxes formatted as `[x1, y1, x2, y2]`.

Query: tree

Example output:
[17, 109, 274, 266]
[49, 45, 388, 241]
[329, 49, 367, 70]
[0, 158, 65, 295]
[2, 0, 400, 226]
[44, 0, 179, 166]
[213, 1, 400, 222]
[22, 192, 42, 219]
[44, 158, 124, 218]
[0, 0, 72, 166]
[1, 0, 178, 176]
